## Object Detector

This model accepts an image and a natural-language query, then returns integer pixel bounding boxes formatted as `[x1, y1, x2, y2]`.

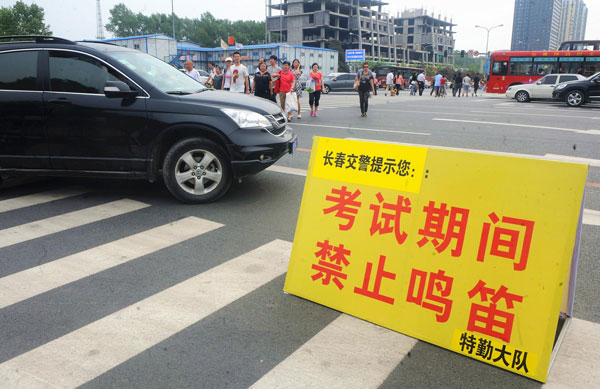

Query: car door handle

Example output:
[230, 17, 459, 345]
[48, 98, 72, 105]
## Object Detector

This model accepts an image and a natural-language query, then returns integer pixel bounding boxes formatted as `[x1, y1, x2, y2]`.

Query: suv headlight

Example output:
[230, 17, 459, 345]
[555, 83, 567, 90]
[221, 109, 271, 128]
[507, 86, 512, 91]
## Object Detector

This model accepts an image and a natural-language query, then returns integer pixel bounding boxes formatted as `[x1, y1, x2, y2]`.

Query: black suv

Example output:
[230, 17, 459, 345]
[553, 72, 600, 107]
[0, 36, 297, 203]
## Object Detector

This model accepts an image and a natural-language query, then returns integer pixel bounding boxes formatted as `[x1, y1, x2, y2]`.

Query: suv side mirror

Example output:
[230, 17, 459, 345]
[536, 81, 542, 85]
[104, 81, 138, 98]
[332, 78, 337, 81]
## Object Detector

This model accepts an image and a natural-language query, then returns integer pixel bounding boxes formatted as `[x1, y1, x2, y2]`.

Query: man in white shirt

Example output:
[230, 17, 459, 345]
[417, 71, 426, 96]
[462, 74, 472, 97]
[230, 51, 249, 93]
[385, 71, 394, 96]
[184, 60, 202, 83]
[433, 72, 443, 97]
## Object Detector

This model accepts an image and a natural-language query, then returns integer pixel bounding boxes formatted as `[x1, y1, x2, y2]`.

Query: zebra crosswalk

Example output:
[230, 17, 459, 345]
[0, 184, 598, 388]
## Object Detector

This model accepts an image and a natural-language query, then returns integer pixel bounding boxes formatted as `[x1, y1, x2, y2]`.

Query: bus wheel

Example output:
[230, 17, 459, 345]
[515, 90, 530, 102]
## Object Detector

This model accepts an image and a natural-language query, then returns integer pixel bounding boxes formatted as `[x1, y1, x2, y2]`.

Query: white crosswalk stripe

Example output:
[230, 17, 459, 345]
[0, 187, 86, 213]
[0, 217, 223, 309]
[251, 314, 417, 389]
[0, 199, 149, 249]
[545, 318, 600, 387]
[0, 240, 292, 388]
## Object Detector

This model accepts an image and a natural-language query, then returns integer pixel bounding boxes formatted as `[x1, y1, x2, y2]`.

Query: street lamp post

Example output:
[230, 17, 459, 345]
[171, 0, 176, 40]
[475, 24, 503, 58]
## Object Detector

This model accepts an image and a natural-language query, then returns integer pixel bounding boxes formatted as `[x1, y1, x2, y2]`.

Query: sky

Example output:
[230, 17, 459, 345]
[3, 0, 599, 52]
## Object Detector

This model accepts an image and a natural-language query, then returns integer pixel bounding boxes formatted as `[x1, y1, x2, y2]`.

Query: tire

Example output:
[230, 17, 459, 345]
[515, 90, 530, 103]
[323, 85, 330, 94]
[565, 90, 585, 107]
[162, 138, 232, 203]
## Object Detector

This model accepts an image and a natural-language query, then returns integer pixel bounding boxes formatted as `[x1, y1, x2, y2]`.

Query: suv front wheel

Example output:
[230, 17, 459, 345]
[566, 90, 585, 107]
[163, 138, 232, 203]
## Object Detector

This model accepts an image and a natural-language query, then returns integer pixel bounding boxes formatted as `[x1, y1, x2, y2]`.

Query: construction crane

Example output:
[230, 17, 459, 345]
[96, 0, 105, 40]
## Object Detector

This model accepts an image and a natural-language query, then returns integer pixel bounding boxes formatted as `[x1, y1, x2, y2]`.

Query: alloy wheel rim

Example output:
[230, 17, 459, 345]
[516, 92, 527, 102]
[567, 92, 582, 106]
[174, 149, 222, 195]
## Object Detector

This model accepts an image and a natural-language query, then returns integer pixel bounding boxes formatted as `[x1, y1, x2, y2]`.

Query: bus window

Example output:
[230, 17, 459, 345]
[558, 57, 584, 74]
[509, 58, 533, 75]
[533, 58, 558, 75]
[492, 61, 508, 75]
[584, 57, 600, 77]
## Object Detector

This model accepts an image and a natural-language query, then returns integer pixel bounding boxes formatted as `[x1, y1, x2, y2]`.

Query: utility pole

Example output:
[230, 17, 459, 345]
[95, 0, 105, 40]
[171, 0, 176, 39]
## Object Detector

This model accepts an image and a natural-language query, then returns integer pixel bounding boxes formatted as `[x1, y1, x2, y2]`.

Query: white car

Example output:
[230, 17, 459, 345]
[506, 73, 586, 102]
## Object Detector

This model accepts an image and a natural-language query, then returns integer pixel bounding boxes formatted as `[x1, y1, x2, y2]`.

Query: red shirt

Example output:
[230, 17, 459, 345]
[310, 71, 323, 91]
[441, 78, 447, 85]
[277, 70, 296, 93]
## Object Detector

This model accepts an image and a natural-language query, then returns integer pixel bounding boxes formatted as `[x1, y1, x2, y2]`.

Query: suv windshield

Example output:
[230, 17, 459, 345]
[106, 50, 208, 94]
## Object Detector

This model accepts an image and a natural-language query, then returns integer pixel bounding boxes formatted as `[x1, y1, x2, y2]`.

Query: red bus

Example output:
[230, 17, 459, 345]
[486, 49, 600, 93]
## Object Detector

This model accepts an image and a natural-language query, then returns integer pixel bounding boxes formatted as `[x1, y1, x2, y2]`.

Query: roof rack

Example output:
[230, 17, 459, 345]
[79, 39, 118, 46]
[0, 35, 74, 44]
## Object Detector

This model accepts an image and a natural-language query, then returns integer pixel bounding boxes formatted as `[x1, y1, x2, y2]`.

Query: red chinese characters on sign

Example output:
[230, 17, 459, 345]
[311, 240, 351, 290]
[477, 212, 535, 271]
[323, 186, 362, 231]
[417, 201, 470, 257]
[467, 280, 524, 343]
[369, 193, 412, 245]
[406, 268, 454, 322]
[354, 255, 396, 305]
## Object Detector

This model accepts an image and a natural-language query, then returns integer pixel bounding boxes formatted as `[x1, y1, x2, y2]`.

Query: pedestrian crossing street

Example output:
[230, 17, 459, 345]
[297, 92, 420, 111]
[0, 185, 599, 388]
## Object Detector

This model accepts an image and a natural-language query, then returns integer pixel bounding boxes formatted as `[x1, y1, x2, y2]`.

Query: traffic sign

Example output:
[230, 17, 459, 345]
[285, 136, 588, 382]
[473, 50, 479, 56]
[345, 49, 365, 62]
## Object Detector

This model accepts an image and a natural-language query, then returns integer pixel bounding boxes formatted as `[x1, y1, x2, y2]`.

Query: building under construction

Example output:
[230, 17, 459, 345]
[265, 0, 456, 65]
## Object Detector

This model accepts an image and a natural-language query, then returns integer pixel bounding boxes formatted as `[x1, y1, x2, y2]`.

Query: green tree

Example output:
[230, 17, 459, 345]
[0, 1, 51, 36]
[453, 51, 486, 74]
[104, 3, 144, 37]
[105, 4, 265, 47]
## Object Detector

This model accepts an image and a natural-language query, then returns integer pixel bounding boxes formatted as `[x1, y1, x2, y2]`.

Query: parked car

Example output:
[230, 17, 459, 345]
[506, 73, 585, 102]
[0, 36, 297, 203]
[553, 72, 600, 107]
[323, 73, 356, 93]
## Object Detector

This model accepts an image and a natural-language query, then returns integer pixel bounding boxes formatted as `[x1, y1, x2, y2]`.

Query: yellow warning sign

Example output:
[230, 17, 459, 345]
[284, 137, 588, 382]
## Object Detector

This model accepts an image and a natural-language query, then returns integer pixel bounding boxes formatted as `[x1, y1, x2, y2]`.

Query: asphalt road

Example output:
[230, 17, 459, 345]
[0, 90, 599, 388]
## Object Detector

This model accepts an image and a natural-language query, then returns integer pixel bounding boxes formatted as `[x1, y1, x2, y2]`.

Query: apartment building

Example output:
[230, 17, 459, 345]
[266, 0, 398, 63]
[394, 9, 456, 65]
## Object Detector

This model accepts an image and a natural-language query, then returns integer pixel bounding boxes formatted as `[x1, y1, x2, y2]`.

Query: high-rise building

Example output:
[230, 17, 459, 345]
[511, 0, 563, 51]
[559, 0, 588, 43]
